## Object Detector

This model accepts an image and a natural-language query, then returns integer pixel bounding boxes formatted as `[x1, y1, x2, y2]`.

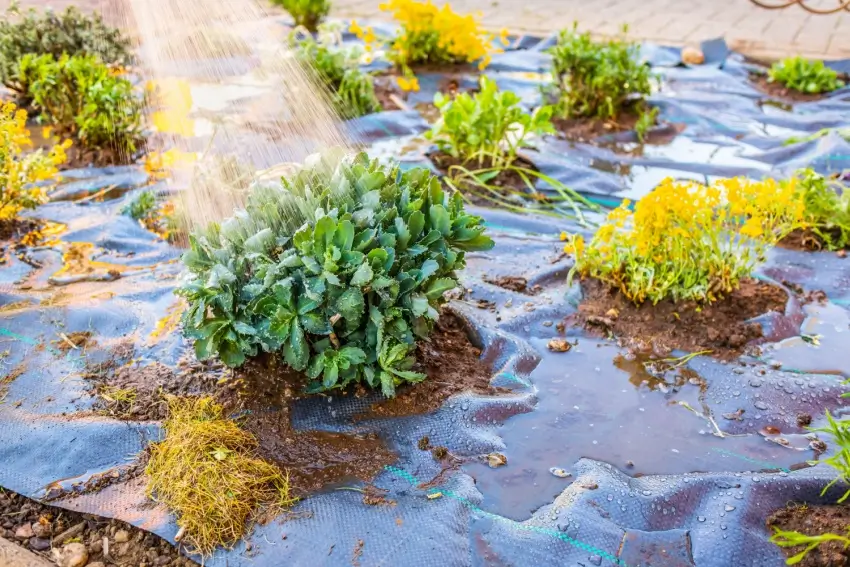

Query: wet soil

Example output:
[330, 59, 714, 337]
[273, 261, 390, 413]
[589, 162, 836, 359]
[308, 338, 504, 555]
[568, 278, 790, 359]
[0, 487, 199, 566]
[553, 103, 657, 145]
[780, 227, 848, 253]
[372, 74, 408, 112]
[430, 151, 546, 206]
[767, 503, 850, 567]
[357, 311, 501, 419]
[750, 73, 836, 103]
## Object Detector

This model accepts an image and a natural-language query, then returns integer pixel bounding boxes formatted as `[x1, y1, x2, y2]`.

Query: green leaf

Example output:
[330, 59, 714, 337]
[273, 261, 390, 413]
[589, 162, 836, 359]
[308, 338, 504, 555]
[379, 371, 396, 398]
[429, 205, 451, 236]
[425, 277, 457, 299]
[350, 262, 373, 286]
[336, 288, 365, 321]
[284, 320, 309, 371]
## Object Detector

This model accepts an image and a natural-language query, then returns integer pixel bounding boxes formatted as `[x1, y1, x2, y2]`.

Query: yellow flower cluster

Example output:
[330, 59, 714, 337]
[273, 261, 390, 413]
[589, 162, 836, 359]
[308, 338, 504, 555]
[0, 102, 70, 221]
[563, 176, 805, 305]
[350, 0, 508, 91]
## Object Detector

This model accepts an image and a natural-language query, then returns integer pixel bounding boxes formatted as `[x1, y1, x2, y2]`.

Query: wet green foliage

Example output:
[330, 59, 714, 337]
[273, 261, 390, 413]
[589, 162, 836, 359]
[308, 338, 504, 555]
[0, 2, 132, 100]
[547, 24, 655, 129]
[771, 408, 850, 564]
[177, 150, 493, 396]
[795, 169, 850, 250]
[769, 57, 844, 94]
[272, 0, 330, 32]
[426, 76, 555, 169]
[122, 191, 157, 222]
[292, 30, 381, 119]
[19, 54, 143, 157]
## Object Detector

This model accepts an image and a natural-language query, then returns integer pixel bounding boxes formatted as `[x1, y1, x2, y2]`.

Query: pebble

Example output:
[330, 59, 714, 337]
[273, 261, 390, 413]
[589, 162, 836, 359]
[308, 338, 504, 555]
[549, 467, 572, 478]
[487, 453, 508, 468]
[29, 537, 51, 551]
[32, 521, 51, 538]
[14, 523, 34, 539]
[547, 338, 571, 353]
[115, 528, 130, 543]
[53, 542, 89, 567]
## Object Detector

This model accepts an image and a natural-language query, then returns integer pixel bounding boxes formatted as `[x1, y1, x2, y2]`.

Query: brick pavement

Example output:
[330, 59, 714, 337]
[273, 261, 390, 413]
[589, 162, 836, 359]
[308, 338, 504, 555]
[0, 0, 849, 61]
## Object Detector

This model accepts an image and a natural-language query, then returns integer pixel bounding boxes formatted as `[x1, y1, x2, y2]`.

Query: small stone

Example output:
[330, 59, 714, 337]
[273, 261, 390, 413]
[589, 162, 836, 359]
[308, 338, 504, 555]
[810, 439, 827, 453]
[29, 537, 51, 551]
[604, 308, 619, 320]
[14, 523, 34, 539]
[53, 542, 89, 567]
[581, 482, 599, 490]
[549, 467, 572, 478]
[487, 453, 507, 468]
[625, 460, 635, 468]
[117, 542, 132, 556]
[32, 521, 51, 538]
[542, 321, 553, 327]
[156, 557, 171, 566]
[547, 339, 571, 353]
[682, 46, 705, 65]
[114, 529, 130, 543]
[797, 413, 812, 427]
[728, 334, 747, 348]
[90, 540, 103, 554]
[838, 249, 847, 259]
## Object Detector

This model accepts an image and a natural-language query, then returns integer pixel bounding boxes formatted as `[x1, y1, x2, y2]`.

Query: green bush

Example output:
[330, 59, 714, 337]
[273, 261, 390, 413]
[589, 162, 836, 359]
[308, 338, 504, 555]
[426, 76, 555, 169]
[292, 30, 381, 119]
[177, 150, 493, 396]
[122, 190, 157, 222]
[19, 53, 143, 157]
[0, 2, 131, 100]
[768, 56, 844, 94]
[547, 24, 655, 124]
[273, 0, 330, 32]
[794, 169, 850, 250]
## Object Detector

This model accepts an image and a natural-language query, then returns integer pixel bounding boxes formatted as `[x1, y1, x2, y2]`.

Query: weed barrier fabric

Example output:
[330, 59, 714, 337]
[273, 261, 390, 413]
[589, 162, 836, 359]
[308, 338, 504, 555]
[2, 24, 850, 566]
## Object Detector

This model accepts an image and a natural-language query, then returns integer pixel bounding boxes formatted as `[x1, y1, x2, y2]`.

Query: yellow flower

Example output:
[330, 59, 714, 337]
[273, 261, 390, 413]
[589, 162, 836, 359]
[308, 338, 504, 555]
[499, 28, 510, 46]
[350, 20, 364, 36]
[396, 75, 420, 92]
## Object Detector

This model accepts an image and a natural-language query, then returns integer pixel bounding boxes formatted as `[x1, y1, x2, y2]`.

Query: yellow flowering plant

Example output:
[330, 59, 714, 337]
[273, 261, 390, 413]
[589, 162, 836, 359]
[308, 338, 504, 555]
[564, 177, 805, 305]
[350, 0, 508, 91]
[0, 101, 69, 222]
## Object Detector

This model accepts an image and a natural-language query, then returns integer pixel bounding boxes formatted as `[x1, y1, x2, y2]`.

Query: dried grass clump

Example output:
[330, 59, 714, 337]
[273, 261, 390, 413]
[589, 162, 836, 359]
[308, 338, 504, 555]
[145, 396, 296, 555]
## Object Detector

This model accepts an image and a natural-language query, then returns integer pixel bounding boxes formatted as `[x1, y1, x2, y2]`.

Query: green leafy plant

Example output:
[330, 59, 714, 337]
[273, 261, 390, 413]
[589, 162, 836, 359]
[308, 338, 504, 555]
[0, 2, 131, 100]
[19, 53, 143, 158]
[291, 26, 381, 119]
[177, 150, 493, 396]
[791, 169, 850, 250]
[768, 56, 844, 94]
[122, 190, 157, 222]
[426, 76, 554, 170]
[272, 0, 330, 32]
[771, 409, 850, 564]
[547, 24, 656, 133]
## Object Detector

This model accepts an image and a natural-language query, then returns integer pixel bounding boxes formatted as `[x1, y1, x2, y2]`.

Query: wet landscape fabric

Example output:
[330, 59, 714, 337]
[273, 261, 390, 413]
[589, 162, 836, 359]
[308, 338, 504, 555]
[3, 20, 850, 566]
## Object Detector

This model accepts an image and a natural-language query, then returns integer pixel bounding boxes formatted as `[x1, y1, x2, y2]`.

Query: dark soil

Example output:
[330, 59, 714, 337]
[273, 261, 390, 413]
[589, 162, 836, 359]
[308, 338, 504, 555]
[0, 487, 199, 566]
[553, 103, 660, 145]
[358, 311, 501, 419]
[53, 331, 96, 353]
[767, 503, 850, 567]
[750, 73, 836, 103]
[568, 278, 790, 359]
[372, 74, 408, 112]
[780, 228, 848, 253]
[429, 151, 546, 206]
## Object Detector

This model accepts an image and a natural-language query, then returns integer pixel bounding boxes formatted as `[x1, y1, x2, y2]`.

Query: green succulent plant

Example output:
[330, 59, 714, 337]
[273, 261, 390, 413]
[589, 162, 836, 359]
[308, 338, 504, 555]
[0, 2, 132, 101]
[768, 56, 844, 94]
[177, 150, 493, 396]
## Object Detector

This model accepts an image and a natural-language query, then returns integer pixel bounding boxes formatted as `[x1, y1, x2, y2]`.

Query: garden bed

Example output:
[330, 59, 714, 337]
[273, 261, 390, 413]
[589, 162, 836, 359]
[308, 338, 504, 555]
[2, 10, 850, 567]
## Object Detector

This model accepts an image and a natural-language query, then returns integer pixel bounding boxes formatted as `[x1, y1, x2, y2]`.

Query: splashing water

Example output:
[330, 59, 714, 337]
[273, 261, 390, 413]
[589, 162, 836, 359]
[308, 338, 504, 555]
[119, 0, 354, 231]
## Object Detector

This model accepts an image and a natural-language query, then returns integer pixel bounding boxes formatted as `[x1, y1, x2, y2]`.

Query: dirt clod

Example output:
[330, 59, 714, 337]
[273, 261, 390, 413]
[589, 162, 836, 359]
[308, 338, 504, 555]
[569, 278, 789, 359]
[417, 436, 431, 450]
[768, 504, 850, 567]
[797, 413, 813, 427]
[547, 338, 572, 352]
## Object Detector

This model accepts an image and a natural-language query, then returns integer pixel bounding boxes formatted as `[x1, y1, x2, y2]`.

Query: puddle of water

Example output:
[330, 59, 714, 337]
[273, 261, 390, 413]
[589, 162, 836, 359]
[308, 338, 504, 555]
[766, 301, 850, 375]
[465, 337, 811, 521]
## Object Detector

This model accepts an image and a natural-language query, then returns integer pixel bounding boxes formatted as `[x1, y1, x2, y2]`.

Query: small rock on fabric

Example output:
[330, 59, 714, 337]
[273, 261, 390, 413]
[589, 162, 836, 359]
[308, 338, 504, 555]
[14, 523, 34, 539]
[547, 339, 571, 352]
[114, 528, 130, 543]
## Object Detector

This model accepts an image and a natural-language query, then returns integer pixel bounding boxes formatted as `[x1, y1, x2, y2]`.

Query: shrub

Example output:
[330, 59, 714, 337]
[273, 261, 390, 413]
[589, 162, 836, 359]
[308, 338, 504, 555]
[0, 3, 131, 100]
[792, 169, 850, 250]
[122, 190, 156, 222]
[272, 0, 330, 32]
[771, 409, 850, 564]
[19, 53, 143, 158]
[122, 190, 180, 241]
[350, 0, 508, 89]
[0, 101, 69, 222]
[145, 396, 296, 555]
[177, 150, 493, 396]
[768, 56, 844, 94]
[548, 24, 655, 124]
[563, 176, 804, 304]
[426, 76, 554, 169]
[291, 28, 381, 119]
